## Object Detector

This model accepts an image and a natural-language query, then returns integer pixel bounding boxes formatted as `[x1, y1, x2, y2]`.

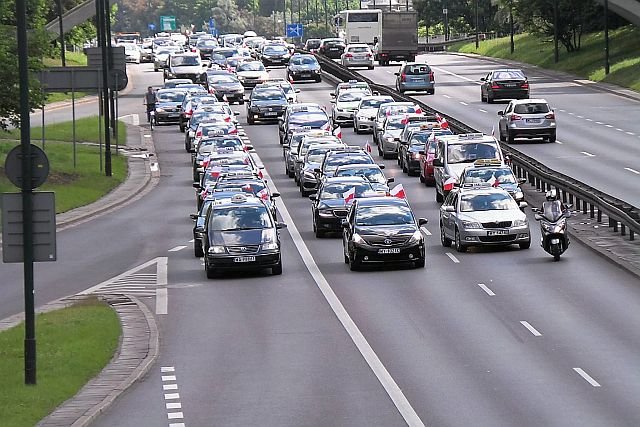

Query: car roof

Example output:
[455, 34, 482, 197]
[457, 185, 511, 196]
[323, 176, 369, 184]
[354, 196, 408, 207]
[510, 98, 548, 104]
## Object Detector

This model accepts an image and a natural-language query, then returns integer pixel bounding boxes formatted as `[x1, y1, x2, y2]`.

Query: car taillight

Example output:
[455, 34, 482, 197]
[367, 53, 372, 58]
[400, 73, 406, 82]
[521, 82, 529, 89]
[491, 83, 500, 89]
[510, 114, 522, 121]
[545, 112, 555, 119]
[429, 71, 435, 82]
[196, 131, 202, 137]
[345, 53, 353, 58]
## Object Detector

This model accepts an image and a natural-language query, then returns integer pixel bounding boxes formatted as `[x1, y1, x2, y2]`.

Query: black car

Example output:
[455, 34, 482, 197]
[310, 176, 375, 237]
[154, 89, 187, 124]
[260, 44, 291, 66]
[480, 69, 529, 103]
[245, 85, 288, 124]
[210, 48, 239, 68]
[319, 38, 346, 59]
[398, 132, 430, 176]
[342, 197, 427, 270]
[304, 38, 321, 53]
[286, 54, 322, 82]
[278, 105, 330, 144]
[190, 190, 241, 257]
[201, 194, 286, 278]
[195, 37, 218, 59]
[206, 73, 245, 103]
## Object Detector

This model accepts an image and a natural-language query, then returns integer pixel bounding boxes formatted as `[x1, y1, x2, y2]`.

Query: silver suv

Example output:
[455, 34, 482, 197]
[497, 99, 556, 143]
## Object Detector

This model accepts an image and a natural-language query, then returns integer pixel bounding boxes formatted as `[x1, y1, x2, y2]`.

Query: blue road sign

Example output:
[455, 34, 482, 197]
[286, 23, 304, 38]
[148, 23, 156, 31]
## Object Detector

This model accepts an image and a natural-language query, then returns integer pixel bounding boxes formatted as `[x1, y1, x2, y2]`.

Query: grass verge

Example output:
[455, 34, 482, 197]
[449, 25, 640, 92]
[46, 92, 91, 104]
[42, 51, 88, 67]
[0, 298, 121, 427]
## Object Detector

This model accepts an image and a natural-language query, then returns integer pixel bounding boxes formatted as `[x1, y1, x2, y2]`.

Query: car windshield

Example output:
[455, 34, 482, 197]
[289, 112, 329, 126]
[306, 148, 332, 163]
[172, 56, 200, 66]
[157, 91, 185, 102]
[213, 49, 237, 58]
[238, 62, 265, 72]
[405, 64, 430, 75]
[202, 124, 233, 135]
[542, 200, 565, 222]
[513, 103, 550, 114]
[335, 167, 385, 183]
[381, 105, 420, 116]
[355, 205, 414, 226]
[360, 99, 392, 109]
[306, 40, 321, 49]
[191, 113, 220, 126]
[464, 168, 516, 185]
[326, 154, 373, 168]
[320, 183, 371, 200]
[338, 91, 366, 102]
[291, 55, 317, 65]
[447, 143, 500, 164]
[265, 46, 287, 54]
[199, 140, 242, 153]
[209, 206, 272, 231]
[198, 40, 217, 47]
[210, 75, 239, 84]
[252, 89, 285, 101]
[460, 193, 517, 212]
[386, 119, 405, 130]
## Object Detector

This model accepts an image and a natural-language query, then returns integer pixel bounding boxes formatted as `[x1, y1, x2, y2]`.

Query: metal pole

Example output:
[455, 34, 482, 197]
[72, 70, 76, 169]
[475, 0, 479, 49]
[324, 0, 328, 34]
[103, 0, 113, 176]
[284, 0, 287, 36]
[115, 89, 119, 155]
[509, 7, 514, 54]
[96, 0, 112, 176]
[604, 0, 610, 74]
[56, 0, 66, 66]
[98, 79, 103, 173]
[553, 0, 559, 63]
[17, 0, 37, 385]
[41, 94, 45, 150]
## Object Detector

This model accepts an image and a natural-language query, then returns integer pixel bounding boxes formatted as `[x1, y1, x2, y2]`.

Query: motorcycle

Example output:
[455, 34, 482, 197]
[533, 201, 572, 261]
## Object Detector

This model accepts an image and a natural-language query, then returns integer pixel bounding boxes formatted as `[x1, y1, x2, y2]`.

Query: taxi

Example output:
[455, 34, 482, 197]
[458, 159, 527, 204]
[331, 89, 370, 126]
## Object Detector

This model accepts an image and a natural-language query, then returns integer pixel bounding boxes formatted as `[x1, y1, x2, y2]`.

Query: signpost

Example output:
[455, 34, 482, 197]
[286, 23, 304, 38]
[208, 18, 217, 36]
[160, 15, 177, 32]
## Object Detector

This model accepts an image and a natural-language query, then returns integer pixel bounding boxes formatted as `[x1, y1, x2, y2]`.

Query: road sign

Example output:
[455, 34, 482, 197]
[160, 16, 176, 32]
[1, 192, 57, 263]
[286, 23, 304, 38]
[4, 145, 49, 189]
[208, 18, 216, 36]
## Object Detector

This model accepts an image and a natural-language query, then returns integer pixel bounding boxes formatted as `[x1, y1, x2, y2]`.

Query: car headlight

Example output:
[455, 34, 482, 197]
[407, 229, 423, 245]
[208, 245, 225, 254]
[411, 153, 422, 160]
[512, 219, 528, 227]
[303, 170, 316, 179]
[261, 229, 278, 250]
[318, 209, 333, 218]
[352, 233, 366, 244]
[156, 108, 165, 113]
[336, 108, 344, 112]
[461, 220, 482, 229]
[385, 136, 395, 143]
[514, 191, 524, 201]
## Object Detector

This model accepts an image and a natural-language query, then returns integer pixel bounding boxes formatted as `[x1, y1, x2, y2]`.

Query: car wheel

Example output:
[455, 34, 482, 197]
[519, 241, 531, 249]
[247, 114, 254, 125]
[480, 91, 485, 102]
[419, 173, 425, 183]
[239, 100, 245, 105]
[455, 228, 468, 253]
[377, 143, 383, 157]
[436, 189, 444, 203]
[349, 251, 360, 271]
[487, 94, 494, 104]
[414, 257, 425, 268]
[288, 169, 295, 178]
[440, 223, 452, 247]
[368, 66, 374, 70]
[194, 241, 204, 257]
[205, 258, 216, 279]
[499, 127, 506, 142]
[547, 131, 556, 143]
[315, 227, 324, 238]
[402, 159, 408, 173]
[300, 186, 309, 197]
[507, 130, 515, 144]
[428, 89, 435, 95]
[271, 261, 283, 275]
[179, 123, 185, 133]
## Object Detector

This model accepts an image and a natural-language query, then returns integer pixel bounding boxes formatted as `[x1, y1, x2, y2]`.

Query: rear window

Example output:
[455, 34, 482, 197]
[405, 64, 431, 75]
[493, 70, 525, 80]
[513, 103, 550, 114]
[348, 46, 370, 53]
[305, 40, 321, 49]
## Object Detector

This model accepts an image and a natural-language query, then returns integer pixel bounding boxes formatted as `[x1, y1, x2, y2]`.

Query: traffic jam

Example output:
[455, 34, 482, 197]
[153, 33, 542, 278]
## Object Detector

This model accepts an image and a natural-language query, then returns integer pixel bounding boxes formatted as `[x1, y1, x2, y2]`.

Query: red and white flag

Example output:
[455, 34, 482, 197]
[435, 113, 449, 129]
[443, 176, 457, 192]
[321, 122, 331, 131]
[488, 173, 500, 187]
[389, 183, 406, 199]
[209, 166, 222, 179]
[343, 186, 356, 204]
[333, 125, 342, 140]
[365, 141, 372, 153]
[256, 188, 270, 201]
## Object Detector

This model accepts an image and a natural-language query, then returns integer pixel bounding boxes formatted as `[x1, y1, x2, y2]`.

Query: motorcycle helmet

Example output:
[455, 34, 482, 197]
[545, 189, 558, 201]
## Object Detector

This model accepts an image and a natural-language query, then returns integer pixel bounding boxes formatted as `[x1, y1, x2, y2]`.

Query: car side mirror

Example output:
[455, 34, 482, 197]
[314, 168, 321, 174]
[234, 111, 240, 115]
[341, 219, 349, 228]
[330, 93, 335, 97]
[480, 77, 486, 81]
[190, 213, 198, 220]
[308, 194, 317, 201]
[518, 178, 527, 185]
[295, 89, 301, 93]
[443, 205, 455, 212]
[276, 222, 287, 229]
[377, 163, 385, 169]
[192, 182, 201, 189]
[271, 192, 280, 198]
[418, 218, 428, 226]
[432, 158, 443, 167]
[394, 72, 399, 76]
[519, 201, 528, 210]
[534, 213, 542, 221]
[418, 150, 425, 155]
[387, 177, 395, 183]
[497, 111, 504, 116]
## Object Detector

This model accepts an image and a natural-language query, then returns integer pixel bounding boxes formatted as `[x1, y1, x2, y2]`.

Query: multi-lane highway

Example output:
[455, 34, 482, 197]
[3, 58, 640, 426]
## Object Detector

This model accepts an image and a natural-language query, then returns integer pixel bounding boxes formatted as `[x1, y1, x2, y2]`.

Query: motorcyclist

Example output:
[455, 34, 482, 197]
[540, 189, 570, 221]
[143, 86, 157, 123]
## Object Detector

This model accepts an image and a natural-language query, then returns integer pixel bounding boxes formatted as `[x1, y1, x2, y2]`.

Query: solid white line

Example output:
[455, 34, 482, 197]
[459, 101, 468, 106]
[169, 424, 186, 427]
[576, 115, 584, 119]
[164, 393, 180, 400]
[520, 321, 542, 336]
[188, 239, 195, 243]
[478, 108, 488, 113]
[568, 112, 575, 115]
[585, 118, 593, 122]
[167, 412, 184, 419]
[161, 366, 175, 373]
[80, 257, 165, 295]
[443, 94, 451, 98]
[477, 283, 495, 296]
[168, 245, 187, 252]
[156, 257, 168, 315]
[605, 124, 613, 128]
[626, 132, 635, 135]
[555, 140, 563, 144]
[581, 151, 595, 157]
[166, 402, 182, 409]
[162, 375, 177, 382]
[616, 128, 624, 132]
[420, 226, 432, 236]
[624, 167, 640, 175]
[446, 252, 460, 263]
[558, 109, 566, 112]
[260, 165, 425, 427]
[573, 368, 601, 387]
[163, 384, 178, 390]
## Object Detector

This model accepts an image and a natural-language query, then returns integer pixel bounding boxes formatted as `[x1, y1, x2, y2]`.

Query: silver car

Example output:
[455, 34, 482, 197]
[497, 98, 557, 143]
[439, 186, 530, 252]
[299, 143, 346, 196]
[373, 102, 422, 145]
[377, 115, 416, 160]
[340, 43, 374, 69]
[353, 95, 394, 134]
[332, 89, 369, 126]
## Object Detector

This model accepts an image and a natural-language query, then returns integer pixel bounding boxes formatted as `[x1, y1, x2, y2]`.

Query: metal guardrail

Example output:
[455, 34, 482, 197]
[312, 52, 640, 241]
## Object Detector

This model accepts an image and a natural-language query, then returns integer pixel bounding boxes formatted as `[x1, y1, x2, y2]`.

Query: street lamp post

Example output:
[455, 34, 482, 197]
[475, 0, 479, 49]
[604, 0, 610, 74]
[553, 0, 559, 63]
[443, 6, 449, 42]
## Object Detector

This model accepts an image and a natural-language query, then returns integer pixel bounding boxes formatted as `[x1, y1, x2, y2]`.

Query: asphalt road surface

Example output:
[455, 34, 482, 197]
[2, 61, 640, 427]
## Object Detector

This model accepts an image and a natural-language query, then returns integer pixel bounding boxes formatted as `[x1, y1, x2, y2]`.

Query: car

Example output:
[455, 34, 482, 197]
[209, 173, 278, 217]
[373, 102, 423, 145]
[279, 104, 331, 144]
[316, 147, 376, 182]
[304, 38, 321, 53]
[192, 144, 254, 182]
[201, 194, 286, 278]
[353, 95, 394, 134]
[395, 62, 435, 94]
[195, 37, 218, 59]
[332, 80, 372, 99]
[333, 163, 393, 193]
[223, 55, 250, 73]
[377, 115, 410, 159]
[439, 185, 530, 252]
[179, 94, 218, 133]
[458, 159, 527, 204]
[205, 73, 245, 104]
[416, 129, 455, 185]
[221, 33, 244, 48]
[210, 48, 239, 68]
[153, 45, 183, 71]
[341, 43, 374, 69]
[245, 84, 288, 124]
[123, 43, 142, 63]
[331, 90, 369, 127]
[396, 116, 440, 148]
[310, 176, 377, 237]
[185, 109, 234, 152]
[164, 53, 203, 82]
[480, 69, 529, 103]
[497, 98, 557, 143]
[261, 79, 300, 103]
[260, 44, 291, 66]
[163, 78, 194, 89]
[293, 135, 343, 186]
[190, 190, 242, 257]
[398, 130, 435, 177]
[235, 61, 270, 88]
[154, 89, 187, 124]
[283, 129, 332, 178]
[298, 142, 346, 196]
[286, 54, 322, 82]
[140, 39, 154, 62]
[342, 196, 427, 270]
[319, 38, 346, 59]
[432, 133, 505, 202]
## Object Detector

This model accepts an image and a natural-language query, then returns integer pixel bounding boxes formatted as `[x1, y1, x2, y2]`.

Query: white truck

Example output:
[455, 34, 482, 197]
[373, 11, 418, 66]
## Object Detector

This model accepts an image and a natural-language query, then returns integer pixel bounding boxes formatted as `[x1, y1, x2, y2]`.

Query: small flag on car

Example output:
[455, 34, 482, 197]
[343, 186, 356, 204]
[389, 183, 406, 199]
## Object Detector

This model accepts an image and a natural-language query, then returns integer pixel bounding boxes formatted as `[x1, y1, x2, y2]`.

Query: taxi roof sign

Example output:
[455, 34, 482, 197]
[457, 133, 485, 140]
[472, 158, 503, 167]
[231, 194, 248, 203]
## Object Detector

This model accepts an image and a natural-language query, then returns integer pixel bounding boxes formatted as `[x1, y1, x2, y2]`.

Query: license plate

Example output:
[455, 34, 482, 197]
[378, 248, 400, 254]
[168, 114, 179, 118]
[233, 256, 255, 263]
[264, 111, 278, 116]
[301, 73, 311, 78]
[525, 118, 540, 123]
[502, 83, 516, 87]
[487, 230, 509, 236]
[355, 55, 366, 59]
[329, 48, 338, 51]
[272, 59, 282, 62]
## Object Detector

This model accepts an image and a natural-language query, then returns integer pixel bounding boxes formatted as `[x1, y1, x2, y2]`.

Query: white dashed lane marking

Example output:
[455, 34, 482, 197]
[166, 402, 182, 409]
[581, 151, 596, 157]
[459, 101, 468, 106]
[420, 226, 432, 236]
[624, 167, 640, 175]
[574, 368, 601, 387]
[162, 375, 177, 381]
[163, 384, 178, 390]
[477, 283, 495, 296]
[161, 367, 175, 373]
[168, 245, 187, 252]
[520, 321, 542, 337]
[164, 393, 180, 399]
[478, 108, 488, 113]
[446, 253, 460, 263]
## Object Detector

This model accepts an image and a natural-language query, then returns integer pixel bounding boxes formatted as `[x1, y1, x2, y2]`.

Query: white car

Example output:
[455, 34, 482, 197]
[235, 61, 270, 88]
[341, 43, 374, 69]
[332, 89, 370, 126]
[123, 43, 142, 64]
[353, 95, 394, 134]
